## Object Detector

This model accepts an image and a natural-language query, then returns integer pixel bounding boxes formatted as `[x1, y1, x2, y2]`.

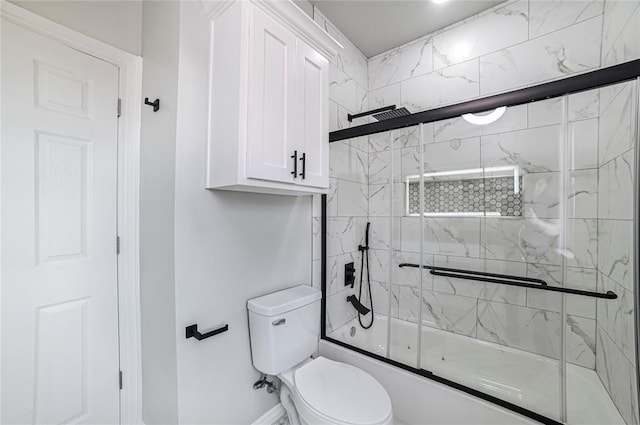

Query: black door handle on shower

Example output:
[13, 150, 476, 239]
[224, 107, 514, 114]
[299, 152, 306, 179]
[185, 323, 229, 340]
[291, 150, 298, 178]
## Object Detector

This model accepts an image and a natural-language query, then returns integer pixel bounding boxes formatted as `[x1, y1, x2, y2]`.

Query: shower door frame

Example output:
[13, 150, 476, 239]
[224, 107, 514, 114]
[320, 59, 640, 425]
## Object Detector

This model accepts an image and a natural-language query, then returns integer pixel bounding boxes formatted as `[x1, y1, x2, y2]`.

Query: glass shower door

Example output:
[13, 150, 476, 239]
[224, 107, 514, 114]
[564, 80, 638, 425]
[411, 80, 639, 424]
[387, 125, 424, 368]
[416, 103, 565, 422]
[324, 78, 639, 425]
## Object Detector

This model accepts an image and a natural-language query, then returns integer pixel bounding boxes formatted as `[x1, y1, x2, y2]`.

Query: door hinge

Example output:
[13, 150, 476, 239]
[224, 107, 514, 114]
[117, 98, 122, 118]
[116, 236, 120, 255]
[119, 370, 123, 390]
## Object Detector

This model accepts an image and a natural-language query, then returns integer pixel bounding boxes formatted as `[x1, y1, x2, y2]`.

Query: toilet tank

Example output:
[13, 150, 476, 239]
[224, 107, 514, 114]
[247, 285, 321, 375]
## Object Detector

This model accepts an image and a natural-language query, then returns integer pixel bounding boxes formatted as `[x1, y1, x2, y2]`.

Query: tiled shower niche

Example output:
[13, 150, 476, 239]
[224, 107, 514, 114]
[406, 174, 523, 217]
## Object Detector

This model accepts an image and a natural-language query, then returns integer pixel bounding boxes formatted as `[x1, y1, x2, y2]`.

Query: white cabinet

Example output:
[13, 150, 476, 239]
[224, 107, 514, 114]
[204, 0, 339, 195]
[295, 40, 329, 188]
[245, 7, 297, 184]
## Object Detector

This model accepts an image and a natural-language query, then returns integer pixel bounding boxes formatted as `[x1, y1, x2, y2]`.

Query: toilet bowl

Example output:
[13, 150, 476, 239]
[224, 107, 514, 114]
[279, 356, 393, 425]
[247, 286, 393, 425]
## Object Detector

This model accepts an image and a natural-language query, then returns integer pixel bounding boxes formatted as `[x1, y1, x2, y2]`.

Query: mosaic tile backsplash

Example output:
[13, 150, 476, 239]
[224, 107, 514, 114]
[407, 176, 523, 216]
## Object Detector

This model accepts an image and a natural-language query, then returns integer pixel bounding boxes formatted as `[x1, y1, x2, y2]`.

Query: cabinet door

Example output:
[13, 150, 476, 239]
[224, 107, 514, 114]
[294, 40, 329, 188]
[246, 7, 298, 183]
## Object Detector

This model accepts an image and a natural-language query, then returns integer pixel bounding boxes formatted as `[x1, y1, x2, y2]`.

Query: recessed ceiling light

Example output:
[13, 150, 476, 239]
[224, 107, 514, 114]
[462, 106, 507, 125]
[432, 0, 449, 4]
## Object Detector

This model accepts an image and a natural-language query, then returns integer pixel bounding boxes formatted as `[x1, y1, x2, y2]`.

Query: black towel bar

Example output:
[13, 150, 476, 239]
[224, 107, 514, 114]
[398, 263, 617, 299]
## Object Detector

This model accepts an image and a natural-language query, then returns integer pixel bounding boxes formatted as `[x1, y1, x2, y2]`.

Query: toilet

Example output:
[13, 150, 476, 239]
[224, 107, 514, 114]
[247, 285, 393, 425]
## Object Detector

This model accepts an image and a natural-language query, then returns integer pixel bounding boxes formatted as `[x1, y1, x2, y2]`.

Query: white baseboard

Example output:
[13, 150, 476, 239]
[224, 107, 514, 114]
[252, 403, 287, 425]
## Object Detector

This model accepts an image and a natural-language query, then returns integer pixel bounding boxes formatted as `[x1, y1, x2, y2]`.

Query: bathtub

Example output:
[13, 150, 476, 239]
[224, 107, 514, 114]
[327, 315, 624, 425]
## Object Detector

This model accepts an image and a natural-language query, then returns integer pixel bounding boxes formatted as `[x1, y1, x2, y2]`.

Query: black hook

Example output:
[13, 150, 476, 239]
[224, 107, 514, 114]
[144, 97, 160, 112]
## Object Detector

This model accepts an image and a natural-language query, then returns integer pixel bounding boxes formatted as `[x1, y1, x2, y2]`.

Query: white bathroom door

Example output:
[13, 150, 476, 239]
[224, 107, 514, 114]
[1, 20, 121, 424]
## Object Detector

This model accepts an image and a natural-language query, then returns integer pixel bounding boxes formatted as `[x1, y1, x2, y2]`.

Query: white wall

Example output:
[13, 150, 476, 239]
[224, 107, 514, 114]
[9, 0, 142, 56]
[139, 2, 180, 424]
[172, 2, 312, 423]
[5, 2, 314, 423]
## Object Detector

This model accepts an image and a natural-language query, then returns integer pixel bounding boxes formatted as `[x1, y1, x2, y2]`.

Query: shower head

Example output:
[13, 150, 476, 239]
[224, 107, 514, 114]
[347, 105, 412, 122]
[372, 107, 411, 121]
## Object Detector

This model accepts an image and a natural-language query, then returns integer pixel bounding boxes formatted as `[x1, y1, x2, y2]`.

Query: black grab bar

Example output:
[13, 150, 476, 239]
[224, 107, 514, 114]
[398, 263, 617, 299]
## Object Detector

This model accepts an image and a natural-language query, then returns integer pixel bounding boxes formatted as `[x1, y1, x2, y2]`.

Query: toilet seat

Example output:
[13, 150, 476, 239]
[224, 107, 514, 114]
[293, 357, 392, 425]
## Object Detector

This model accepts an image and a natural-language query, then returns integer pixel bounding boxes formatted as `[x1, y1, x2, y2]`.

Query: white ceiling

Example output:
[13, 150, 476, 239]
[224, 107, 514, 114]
[310, 0, 505, 58]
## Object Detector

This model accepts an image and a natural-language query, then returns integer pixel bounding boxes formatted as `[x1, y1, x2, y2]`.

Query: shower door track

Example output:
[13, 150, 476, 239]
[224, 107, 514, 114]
[321, 61, 640, 425]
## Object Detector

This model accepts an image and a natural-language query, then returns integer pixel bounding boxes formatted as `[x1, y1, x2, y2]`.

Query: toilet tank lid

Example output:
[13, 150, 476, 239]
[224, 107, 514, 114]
[247, 285, 321, 316]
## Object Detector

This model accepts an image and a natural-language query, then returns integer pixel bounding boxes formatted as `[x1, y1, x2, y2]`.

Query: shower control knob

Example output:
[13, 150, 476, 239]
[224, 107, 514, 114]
[345, 262, 356, 288]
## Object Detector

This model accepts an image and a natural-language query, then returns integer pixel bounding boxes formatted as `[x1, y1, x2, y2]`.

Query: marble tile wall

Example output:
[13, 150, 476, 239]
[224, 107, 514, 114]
[312, 3, 639, 422]
[312, 8, 371, 334]
[320, 137, 370, 334]
[368, 0, 640, 114]
[312, 8, 369, 132]
[371, 90, 603, 371]
[595, 79, 638, 425]
[362, 0, 639, 389]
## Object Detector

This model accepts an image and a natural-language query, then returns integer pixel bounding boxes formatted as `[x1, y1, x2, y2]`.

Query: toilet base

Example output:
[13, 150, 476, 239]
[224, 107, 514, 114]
[279, 382, 302, 425]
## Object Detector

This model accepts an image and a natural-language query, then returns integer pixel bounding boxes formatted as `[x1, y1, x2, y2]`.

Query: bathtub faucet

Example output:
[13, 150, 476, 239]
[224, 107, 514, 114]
[346, 295, 371, 315]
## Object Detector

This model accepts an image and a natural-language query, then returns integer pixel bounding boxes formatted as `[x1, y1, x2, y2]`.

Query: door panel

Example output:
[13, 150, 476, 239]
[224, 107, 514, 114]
[246, 7, 297, 183]
[1, 20, 120, 424]
[35, 131, 91, 263]
[295, 40, 329, 189]
[34, 298, 90, 424]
